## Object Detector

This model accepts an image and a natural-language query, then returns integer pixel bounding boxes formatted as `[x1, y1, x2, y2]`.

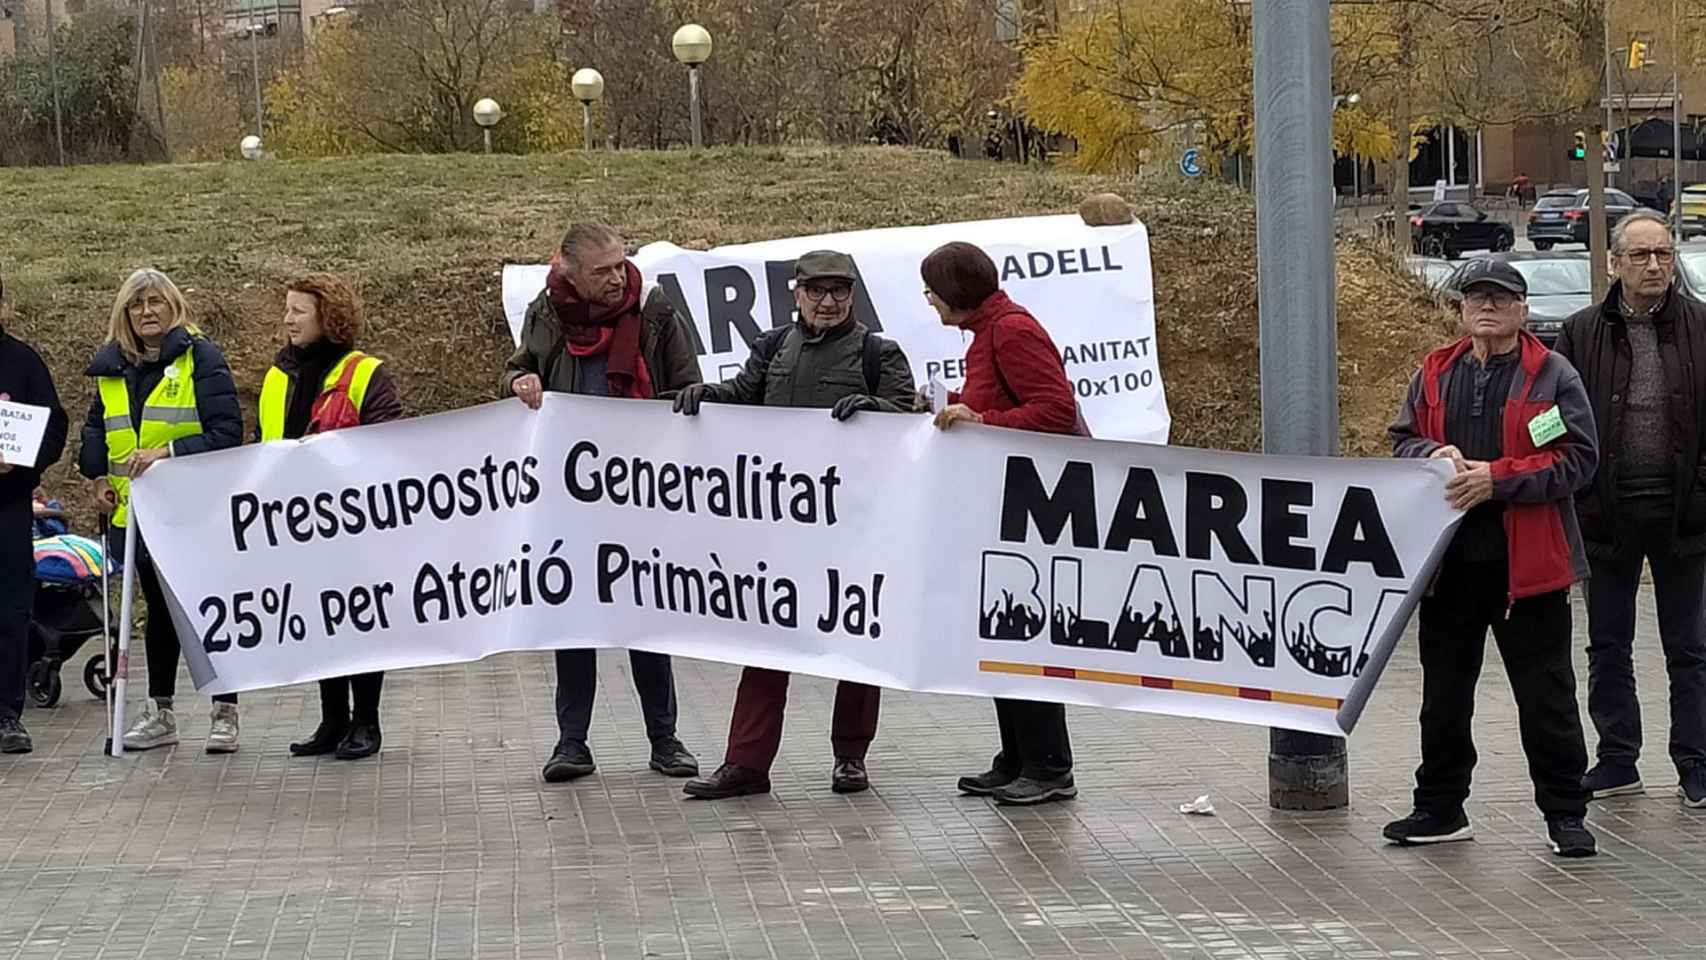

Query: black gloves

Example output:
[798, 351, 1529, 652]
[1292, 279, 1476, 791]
[673, 383, 711, 415]
[831, 394, 880, 421]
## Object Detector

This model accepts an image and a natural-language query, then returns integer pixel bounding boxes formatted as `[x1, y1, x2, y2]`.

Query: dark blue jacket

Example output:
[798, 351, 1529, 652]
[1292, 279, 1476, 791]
[78, 325, 244, 481]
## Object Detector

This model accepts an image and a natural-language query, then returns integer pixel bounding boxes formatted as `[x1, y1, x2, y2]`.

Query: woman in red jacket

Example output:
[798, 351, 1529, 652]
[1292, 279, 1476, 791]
[926, 240, 1081, 805]
[258, 273, 404, 760]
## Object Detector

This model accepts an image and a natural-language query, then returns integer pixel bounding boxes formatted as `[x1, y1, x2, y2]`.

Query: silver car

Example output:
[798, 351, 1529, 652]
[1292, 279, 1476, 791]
[1678, 242, 1706, 302]
[1447, 252, 1592, 346]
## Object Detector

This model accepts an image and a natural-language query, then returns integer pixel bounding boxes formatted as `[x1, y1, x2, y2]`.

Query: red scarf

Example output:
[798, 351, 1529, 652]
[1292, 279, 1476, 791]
[546, 255, 654, 399]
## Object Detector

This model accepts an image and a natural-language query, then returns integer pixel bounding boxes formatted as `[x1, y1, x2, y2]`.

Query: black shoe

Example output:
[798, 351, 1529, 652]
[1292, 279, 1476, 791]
[1583, 761, 1644, 799]
[1383, 809, 1473, 845]
[683, 763, 771, 800]
[0, 716, 31, 755]
[1547, 816, 1598, 858]
[1679, 764, 1706, 809]
[992, 774, 1076, 806]
[542, 741, 596, 783]
[334, 722, 382, 760]
[289, 720, 348, 757]
[649, 736, 699, 777]
[831, 758, 869, 794]
[957, 767, 1019, 796]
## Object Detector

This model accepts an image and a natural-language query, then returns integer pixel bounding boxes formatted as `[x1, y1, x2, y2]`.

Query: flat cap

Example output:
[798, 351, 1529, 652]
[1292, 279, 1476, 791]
[794, 250, 858, 284]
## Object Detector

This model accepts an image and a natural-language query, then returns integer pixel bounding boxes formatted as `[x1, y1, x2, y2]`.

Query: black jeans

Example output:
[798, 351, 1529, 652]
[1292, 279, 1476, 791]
[991, 698, 1072, 780]
[1585, 499, 1706, 773]
[1414, 560, 1588, 819]
[136, 551, 236, 705]
[318, 673, 384, 726]
[553, 648, 677, 747]
[0, 499, 32, 724]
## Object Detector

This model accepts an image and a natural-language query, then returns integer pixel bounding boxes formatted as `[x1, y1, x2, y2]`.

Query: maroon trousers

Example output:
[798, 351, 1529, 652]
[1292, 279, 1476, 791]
[725, 666, 881, 771]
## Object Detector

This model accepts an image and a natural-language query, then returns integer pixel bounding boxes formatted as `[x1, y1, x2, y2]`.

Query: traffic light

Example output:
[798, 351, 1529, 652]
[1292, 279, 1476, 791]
[1573, 130, 1587, 159]
[1629, 38, 1649, 70]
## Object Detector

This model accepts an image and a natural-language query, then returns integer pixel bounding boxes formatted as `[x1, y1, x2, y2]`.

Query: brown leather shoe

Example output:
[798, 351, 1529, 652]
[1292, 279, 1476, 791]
[683, 763, 771, 799]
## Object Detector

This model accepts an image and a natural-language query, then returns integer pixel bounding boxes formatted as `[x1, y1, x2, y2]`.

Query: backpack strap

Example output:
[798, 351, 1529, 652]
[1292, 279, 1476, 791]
[861, 330, 884, 395]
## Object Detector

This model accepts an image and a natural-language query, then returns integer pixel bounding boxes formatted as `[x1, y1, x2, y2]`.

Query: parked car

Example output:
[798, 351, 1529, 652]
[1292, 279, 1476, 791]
[1676, 184, 1706, 241]
[1406, 255, 1459, 293]
[1407, 201, 1515, 259]
[1525, 188, 1640, 250]
[1678, 241, 1706, 302]
[1447, 251, 1592, 346]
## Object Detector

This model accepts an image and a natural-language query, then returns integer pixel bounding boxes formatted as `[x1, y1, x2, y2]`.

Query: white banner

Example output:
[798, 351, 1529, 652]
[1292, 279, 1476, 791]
[502, 214, 1169, 444]
[132, 399, 1461, 736]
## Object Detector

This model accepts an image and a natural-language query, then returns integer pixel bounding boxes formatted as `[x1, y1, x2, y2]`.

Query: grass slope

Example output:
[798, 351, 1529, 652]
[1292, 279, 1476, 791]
[0, 147, 1444, 523]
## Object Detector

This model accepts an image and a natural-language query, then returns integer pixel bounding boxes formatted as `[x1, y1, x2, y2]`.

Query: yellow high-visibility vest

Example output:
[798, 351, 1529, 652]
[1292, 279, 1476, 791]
[98, 347, 203, 529]
[258, 350, 381, 442]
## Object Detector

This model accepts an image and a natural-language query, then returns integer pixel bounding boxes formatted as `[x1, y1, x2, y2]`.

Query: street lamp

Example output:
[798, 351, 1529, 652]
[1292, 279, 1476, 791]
[472, 97, 504, 155]
[240, 135, 264, 160]
[571, 68, 605, 152]
[240, 23, 265, 138]
[1331, 93, 1363, 198]
[672, 24, 712, 148]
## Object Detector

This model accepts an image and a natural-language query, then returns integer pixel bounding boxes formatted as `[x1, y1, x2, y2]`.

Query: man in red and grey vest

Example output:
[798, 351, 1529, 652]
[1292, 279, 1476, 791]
[1388, 257, 1600, 858]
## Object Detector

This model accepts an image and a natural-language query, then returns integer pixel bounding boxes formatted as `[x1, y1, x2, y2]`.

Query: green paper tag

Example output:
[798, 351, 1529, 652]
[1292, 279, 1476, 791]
[1528, 405, 1566, 447]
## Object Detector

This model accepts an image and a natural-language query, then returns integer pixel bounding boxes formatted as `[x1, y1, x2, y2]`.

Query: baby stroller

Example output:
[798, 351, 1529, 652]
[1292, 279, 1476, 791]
[26, 531, 118, 708]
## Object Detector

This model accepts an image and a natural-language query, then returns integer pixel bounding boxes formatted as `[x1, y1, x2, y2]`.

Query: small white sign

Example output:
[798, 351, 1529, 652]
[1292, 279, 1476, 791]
[927, 375, 950, 415]
[0, 400, 50, 469]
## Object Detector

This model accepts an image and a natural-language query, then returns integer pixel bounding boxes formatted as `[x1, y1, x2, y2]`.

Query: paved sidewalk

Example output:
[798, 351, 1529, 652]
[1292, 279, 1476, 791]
[3, 587, 1705, 959]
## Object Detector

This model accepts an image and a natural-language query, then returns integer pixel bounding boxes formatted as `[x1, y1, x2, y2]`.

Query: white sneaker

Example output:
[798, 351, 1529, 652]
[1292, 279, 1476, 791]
[206, 703, 239, 754]
[122, 704, 179, 750]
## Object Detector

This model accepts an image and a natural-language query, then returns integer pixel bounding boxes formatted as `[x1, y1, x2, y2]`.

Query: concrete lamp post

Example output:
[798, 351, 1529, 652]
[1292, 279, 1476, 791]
[671, 24, 713, 148]
[571, 68, 605, 152]
[1331, 93, 1362, 198]
[472, 97, 504, 155]
[240, 135, 264, 160]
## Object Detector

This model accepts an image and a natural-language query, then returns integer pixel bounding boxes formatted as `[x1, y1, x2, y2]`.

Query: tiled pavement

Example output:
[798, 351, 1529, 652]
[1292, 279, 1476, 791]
[3, 588, 1705, 959]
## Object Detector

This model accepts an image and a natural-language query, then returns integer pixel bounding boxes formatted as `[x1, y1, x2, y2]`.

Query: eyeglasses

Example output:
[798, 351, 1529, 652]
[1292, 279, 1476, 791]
[801, 284, 853, 303]
[1463, 290, 1521, 309]
[1618, 248, 1676, 265]
[127, 295, 168, 313]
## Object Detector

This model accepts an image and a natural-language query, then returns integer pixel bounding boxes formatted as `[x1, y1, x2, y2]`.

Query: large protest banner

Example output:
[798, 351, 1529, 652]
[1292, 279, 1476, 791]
[131, 399, 1460, 736]
[502, 214, 1170, 443]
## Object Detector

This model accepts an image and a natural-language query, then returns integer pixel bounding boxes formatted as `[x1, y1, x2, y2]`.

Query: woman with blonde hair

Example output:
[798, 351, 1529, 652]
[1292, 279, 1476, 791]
[259, 273, 402, 760]
[78, 268, 244, 753]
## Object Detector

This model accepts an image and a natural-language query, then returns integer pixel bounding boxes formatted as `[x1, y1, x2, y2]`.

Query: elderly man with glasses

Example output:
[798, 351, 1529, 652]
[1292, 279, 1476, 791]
[673, 249, 916, 799]
[1388, 257, 1600, 857]
[1554, 209, 1706, 810]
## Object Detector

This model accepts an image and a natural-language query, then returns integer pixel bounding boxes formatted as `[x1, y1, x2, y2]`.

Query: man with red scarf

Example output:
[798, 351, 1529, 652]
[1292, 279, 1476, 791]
[502, 222, 704, 785]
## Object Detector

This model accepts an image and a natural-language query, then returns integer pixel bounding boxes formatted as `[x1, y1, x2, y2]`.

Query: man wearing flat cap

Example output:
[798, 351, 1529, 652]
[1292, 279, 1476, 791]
[674, 248, 916, 799]
[1387, 257, 1602, 857]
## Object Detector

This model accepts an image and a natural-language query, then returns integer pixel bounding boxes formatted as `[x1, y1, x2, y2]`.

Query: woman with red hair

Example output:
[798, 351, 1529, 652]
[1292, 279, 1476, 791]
[258, 273, 404, 760]
[925, 240, 1082, 806]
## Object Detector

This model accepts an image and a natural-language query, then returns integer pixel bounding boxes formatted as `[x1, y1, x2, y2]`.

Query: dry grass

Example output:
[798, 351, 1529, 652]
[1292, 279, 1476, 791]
[0, 147, 1448, 527]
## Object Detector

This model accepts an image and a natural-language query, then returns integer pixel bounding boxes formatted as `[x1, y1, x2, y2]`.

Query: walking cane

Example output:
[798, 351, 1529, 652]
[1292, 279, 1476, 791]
[100, 514, 113, 756]
[108, 518, 138, 759]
